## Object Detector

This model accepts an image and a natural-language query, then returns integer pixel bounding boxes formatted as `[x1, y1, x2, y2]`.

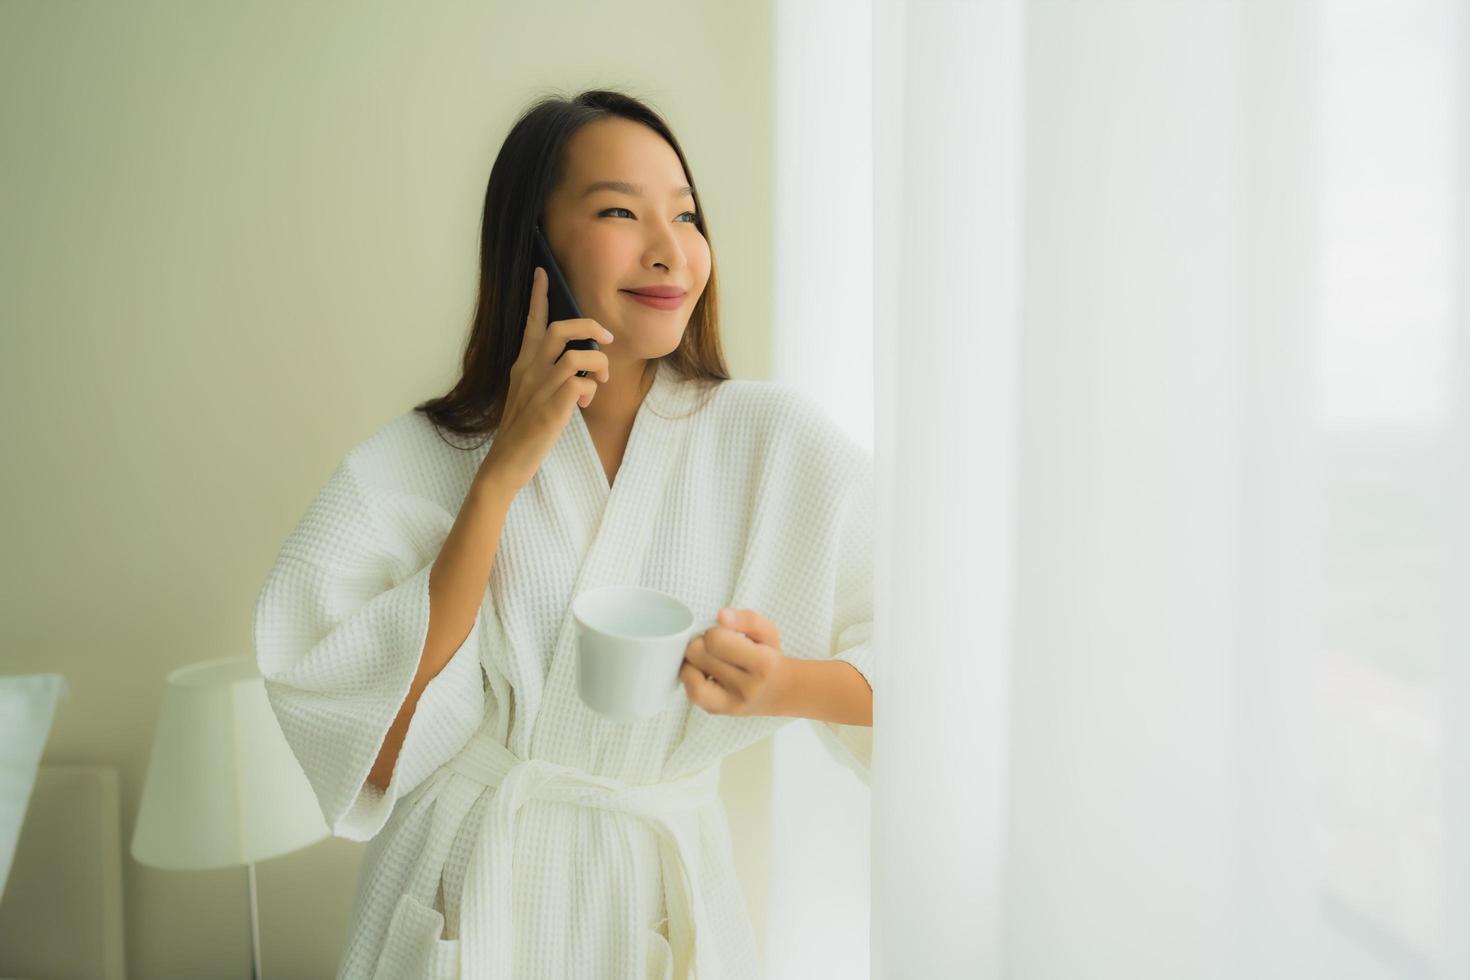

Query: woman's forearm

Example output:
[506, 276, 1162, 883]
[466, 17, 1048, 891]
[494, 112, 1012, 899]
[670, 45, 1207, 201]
[366, 472, 518, 792]
[774, 658, 873, 727]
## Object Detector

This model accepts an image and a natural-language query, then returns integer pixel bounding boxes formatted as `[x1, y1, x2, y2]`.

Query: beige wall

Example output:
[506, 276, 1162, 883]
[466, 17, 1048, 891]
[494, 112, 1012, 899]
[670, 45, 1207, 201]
[0, 2, 776, 976]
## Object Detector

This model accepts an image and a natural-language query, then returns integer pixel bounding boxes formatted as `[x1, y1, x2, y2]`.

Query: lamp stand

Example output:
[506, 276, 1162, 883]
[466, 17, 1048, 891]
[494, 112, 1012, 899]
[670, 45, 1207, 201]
[247, 861, 262, 980]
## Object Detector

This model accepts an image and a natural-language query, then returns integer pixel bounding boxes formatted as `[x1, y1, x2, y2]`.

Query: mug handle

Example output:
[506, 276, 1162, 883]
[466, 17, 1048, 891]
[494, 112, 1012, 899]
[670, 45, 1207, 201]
[668, 615, 723, 707]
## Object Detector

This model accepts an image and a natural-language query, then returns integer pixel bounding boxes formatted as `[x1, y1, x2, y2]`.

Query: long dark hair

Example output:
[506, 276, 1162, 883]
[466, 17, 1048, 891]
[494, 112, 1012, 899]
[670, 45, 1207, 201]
[414, 88, 729, 449]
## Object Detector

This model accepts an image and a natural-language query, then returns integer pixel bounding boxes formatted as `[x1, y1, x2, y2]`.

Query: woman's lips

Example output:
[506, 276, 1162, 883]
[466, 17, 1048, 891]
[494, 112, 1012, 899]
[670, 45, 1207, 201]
[620, 290, 683, 311]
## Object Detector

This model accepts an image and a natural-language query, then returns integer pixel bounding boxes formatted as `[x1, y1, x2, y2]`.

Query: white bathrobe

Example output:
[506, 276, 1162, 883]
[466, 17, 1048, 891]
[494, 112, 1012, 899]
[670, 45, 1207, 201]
[252, 357, 875, 979]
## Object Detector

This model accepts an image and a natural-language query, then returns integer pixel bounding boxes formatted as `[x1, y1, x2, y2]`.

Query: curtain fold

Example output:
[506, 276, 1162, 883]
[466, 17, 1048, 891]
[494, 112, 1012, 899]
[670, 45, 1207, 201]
[870, 0, 1027, 976]
[768, 1, 877, 977]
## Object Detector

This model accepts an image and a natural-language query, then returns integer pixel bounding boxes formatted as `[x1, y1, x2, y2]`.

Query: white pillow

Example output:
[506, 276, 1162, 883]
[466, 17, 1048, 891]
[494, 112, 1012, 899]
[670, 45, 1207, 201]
[0, 675, 68, 902]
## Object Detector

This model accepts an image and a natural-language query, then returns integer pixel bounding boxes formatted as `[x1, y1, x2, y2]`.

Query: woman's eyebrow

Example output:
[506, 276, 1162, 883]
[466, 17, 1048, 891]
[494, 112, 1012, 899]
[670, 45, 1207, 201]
[581, 180, 694, 200]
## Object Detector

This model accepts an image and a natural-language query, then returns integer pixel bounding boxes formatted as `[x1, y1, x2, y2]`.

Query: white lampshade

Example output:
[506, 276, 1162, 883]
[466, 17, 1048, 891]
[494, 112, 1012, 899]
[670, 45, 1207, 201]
[131, 657, 328, 870]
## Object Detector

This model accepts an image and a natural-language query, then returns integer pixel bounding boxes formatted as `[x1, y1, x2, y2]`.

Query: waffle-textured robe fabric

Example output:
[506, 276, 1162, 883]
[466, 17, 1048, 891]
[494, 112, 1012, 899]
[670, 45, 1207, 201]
[252, 357, 875, 979]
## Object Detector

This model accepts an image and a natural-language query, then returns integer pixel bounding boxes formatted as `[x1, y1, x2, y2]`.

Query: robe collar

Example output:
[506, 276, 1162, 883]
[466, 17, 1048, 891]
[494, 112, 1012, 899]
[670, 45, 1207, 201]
[566, 356, 674, 501]
[508, 357, 711, 756]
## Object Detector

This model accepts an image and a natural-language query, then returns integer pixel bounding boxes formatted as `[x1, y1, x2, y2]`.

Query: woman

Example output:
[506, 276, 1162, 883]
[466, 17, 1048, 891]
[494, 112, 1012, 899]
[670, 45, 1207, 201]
[253, 89, 876, 980]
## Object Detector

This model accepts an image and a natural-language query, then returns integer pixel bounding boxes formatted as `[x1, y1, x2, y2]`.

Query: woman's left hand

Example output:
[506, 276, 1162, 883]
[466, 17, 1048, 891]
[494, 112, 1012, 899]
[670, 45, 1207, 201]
[681, 608, 792, 717]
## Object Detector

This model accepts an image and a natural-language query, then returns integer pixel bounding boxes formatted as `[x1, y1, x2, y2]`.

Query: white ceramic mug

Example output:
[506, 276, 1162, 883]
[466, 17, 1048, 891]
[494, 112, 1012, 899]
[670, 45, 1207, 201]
[571, 585, 718, 722]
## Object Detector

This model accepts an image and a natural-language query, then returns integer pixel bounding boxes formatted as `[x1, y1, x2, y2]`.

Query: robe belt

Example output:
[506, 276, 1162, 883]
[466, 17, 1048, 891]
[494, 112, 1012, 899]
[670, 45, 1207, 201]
[441, 728, 722, 979]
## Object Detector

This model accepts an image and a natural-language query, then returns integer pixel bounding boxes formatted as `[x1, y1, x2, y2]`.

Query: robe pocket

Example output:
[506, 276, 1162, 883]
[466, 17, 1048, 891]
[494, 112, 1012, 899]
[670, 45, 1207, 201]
[371, 892, 461, 980]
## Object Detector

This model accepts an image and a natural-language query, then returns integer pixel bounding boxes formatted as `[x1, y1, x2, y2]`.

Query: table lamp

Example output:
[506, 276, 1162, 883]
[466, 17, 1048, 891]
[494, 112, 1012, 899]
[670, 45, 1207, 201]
[131, 656, 329, 980]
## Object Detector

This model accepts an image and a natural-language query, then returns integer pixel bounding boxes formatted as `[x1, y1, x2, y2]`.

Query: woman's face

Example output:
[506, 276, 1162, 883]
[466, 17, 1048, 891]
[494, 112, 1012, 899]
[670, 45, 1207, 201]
[540, 117, 711, 365]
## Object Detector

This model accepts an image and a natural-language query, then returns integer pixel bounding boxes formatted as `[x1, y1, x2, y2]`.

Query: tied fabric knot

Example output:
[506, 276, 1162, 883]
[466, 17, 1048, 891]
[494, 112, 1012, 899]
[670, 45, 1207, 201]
[441, 729, 721, 978]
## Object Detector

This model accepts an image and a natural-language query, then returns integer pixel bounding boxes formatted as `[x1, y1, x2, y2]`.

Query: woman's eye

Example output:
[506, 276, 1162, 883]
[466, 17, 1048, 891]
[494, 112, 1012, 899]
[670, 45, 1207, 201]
[599, 207, 699, 223]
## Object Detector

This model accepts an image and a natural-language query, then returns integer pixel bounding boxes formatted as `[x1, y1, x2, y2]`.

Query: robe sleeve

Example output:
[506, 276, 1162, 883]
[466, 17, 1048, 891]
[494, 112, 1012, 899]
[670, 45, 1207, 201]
[809, 451, 877, 785]
[252, 454, 489, 842]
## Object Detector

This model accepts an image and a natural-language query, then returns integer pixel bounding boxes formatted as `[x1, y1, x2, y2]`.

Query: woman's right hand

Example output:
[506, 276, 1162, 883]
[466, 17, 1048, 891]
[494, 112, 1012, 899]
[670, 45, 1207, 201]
[477, 265, 613, 494]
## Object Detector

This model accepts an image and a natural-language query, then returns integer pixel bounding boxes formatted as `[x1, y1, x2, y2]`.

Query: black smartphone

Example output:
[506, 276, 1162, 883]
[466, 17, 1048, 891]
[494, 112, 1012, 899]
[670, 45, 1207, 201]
[532, 223, 597, 378]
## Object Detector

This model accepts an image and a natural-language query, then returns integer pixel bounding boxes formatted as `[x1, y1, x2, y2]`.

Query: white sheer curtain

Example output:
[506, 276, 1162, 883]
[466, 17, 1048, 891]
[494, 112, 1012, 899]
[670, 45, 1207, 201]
[767, 2, 875, 978]
[775, 0, 1468, 976]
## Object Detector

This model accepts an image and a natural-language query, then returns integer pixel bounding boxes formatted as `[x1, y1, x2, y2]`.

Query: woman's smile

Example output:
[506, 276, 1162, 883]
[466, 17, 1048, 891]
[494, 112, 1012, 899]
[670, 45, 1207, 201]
[619, 290, 684, 311]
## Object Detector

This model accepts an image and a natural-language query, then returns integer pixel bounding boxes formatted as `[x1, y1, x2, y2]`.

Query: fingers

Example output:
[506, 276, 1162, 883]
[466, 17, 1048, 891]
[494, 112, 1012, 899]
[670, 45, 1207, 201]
[545, 321, 613, 369]
[561, 374, 600, 411]
[552, 349, 610, 386]
[518, 266, 611, 394]
[716, 608, 780, 648]
[685, 633, 755, 693]
[522, 266, 548, 357]
[681, 661, 738, 714]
